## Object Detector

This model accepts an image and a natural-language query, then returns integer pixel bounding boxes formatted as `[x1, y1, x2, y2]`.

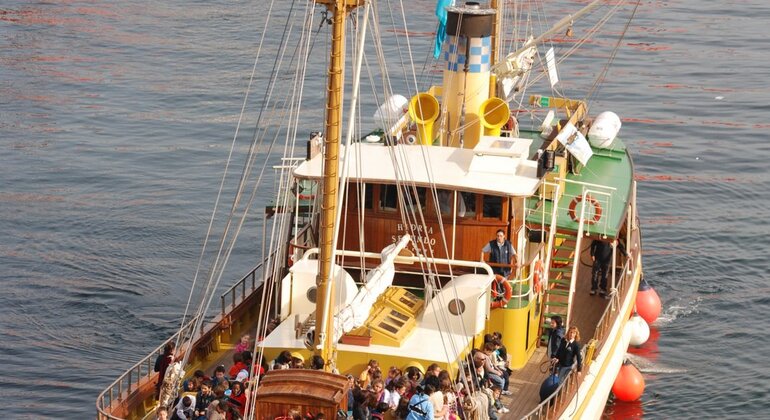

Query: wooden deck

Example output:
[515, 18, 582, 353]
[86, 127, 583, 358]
[177, 244, 623, 420]
[502, 245, 612, 418]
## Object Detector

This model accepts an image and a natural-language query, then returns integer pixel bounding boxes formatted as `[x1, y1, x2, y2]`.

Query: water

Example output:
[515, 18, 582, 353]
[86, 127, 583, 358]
[1, 0, 769, 418]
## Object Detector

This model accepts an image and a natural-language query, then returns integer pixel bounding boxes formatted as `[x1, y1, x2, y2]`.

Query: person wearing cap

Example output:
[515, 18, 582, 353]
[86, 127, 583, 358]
[289, 351, 305, 369]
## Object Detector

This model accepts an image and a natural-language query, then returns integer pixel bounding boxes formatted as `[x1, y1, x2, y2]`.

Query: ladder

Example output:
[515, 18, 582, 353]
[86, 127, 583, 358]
[540, 231, 578, 344]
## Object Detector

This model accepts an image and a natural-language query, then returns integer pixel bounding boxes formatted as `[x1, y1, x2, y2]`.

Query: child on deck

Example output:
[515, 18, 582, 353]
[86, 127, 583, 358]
[490, 385, 509, 415]
[234, 334, 250, 354]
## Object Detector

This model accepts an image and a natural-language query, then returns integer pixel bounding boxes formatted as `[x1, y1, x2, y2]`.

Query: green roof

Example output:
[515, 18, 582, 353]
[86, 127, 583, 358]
[525, 133, 633, 239]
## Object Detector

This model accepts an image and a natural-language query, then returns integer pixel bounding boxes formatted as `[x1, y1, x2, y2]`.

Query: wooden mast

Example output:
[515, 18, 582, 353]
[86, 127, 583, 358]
[313, 0, 364, 368]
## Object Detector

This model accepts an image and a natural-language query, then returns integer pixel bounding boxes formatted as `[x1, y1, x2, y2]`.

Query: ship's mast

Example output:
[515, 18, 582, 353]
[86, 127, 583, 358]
[313, 0, 363, 368]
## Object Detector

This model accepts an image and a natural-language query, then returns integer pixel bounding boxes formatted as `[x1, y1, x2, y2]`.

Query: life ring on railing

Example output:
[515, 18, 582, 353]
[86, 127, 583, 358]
[533, 260, 544, 294]
[491, 275, 513, 309]
[287, 243, 296, 267]
[568, 194, 602, 224]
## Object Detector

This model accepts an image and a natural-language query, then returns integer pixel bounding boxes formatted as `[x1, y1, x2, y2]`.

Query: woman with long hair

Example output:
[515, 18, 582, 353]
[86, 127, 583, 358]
[555, 326, 583, 379]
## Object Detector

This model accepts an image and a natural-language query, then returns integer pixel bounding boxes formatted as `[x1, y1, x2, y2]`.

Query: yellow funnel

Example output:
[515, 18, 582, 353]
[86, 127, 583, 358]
[480, 97, 510, 137]
[408, 93, 440, 145]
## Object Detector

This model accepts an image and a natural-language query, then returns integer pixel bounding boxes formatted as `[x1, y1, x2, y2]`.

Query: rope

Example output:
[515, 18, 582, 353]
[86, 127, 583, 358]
[584, 0, 643, 105]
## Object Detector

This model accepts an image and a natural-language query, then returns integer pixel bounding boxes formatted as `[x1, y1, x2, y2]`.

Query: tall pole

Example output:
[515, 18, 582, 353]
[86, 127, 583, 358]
[313, 0, 361, 368]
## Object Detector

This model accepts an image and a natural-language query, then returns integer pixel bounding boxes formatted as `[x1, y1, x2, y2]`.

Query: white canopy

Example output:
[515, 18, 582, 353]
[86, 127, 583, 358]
[293, 140, 541, 197]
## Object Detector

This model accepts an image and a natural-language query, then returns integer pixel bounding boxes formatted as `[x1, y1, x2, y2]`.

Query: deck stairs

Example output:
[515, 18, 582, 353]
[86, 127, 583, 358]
[540, 231, 579, 344]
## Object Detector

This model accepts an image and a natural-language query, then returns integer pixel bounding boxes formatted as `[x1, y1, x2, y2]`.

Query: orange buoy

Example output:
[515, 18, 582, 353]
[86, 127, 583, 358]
[612, 361, 645, 402]
[635, 277, 661, 324]
[533, 260, 544, 294]
[491, 275, 513, 309]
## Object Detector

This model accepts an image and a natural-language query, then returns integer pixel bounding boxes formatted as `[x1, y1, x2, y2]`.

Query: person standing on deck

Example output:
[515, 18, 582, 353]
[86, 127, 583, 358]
[547, 316, 565, 360]
[482, 229, 518, 278]
[154, 342, 175, 399]
[590, 239, 612, 297]
[553, 326, 582, 379]
[591, 239, 627, 297]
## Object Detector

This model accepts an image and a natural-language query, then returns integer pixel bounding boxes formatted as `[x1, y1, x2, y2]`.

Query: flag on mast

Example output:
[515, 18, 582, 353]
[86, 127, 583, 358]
[434, 0, 454, 59]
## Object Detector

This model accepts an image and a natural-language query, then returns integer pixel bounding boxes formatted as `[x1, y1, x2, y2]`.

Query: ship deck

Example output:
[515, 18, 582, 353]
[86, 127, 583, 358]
[524, 133, 633, 239]
[202, 245, 610, 419]
[500, 244, 610, 418]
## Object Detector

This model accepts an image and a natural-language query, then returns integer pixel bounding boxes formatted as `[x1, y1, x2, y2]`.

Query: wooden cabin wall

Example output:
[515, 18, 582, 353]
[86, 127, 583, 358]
[337, 184, 512, 263]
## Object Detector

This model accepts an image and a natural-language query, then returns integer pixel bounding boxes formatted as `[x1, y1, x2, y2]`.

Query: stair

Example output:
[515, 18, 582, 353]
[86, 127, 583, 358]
[540, 232, 579, 344]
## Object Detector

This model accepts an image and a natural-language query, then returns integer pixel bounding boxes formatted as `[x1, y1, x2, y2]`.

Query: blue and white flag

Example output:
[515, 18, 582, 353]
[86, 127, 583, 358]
[434, 0, 454, 59]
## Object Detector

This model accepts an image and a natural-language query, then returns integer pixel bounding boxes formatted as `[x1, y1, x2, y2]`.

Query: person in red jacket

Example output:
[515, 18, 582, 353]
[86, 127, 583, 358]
[228, 352, 247, 379]
[228, 381, 247, 417]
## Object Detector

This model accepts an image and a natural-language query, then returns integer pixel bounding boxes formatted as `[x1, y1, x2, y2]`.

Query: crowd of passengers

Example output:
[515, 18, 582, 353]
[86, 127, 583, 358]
[155, 325, 581, 420]
[343, 332, 514, 420]
[160, 332, 521, 420]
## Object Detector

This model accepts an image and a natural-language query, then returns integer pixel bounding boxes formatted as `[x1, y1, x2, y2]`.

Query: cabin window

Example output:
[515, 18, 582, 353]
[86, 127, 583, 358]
[482, 195, 503, 219]
[380, 185, 426, 213]
[351, 183, 373, 210]
[437, 190, 453, 216]
[448, 298, 466, 316]
[404, 186, 426, 212]
[460, 192, 476, 218]
[379, 185, 399, 211]
[437, 190, 469, 218]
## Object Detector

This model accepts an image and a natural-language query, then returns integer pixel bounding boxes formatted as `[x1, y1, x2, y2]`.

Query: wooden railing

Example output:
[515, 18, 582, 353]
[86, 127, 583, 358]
[520, 360, 582, 419]
[520, 252, 635, 419]
[96, 262, 267, 420]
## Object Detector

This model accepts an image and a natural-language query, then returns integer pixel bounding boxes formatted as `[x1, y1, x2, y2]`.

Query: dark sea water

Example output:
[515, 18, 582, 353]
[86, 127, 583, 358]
[1, 0, 768, 418]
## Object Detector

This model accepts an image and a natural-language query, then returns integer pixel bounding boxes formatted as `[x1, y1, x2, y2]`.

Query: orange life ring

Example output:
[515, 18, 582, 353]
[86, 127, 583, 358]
[533, 260, 544, 294]
[287, 243, 296, 267]
[568, 194, 602, 224]
[491, 275, 513, 309]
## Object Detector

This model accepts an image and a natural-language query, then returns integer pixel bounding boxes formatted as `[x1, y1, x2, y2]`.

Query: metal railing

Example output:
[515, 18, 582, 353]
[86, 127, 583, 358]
[590, 256, 634, 349]
[95, 314, 200, 420]
[220, 261, 267, 316]
[521, 249, 636, 419]
[96, 262, 267, 420]
[521, 359, 582, 420]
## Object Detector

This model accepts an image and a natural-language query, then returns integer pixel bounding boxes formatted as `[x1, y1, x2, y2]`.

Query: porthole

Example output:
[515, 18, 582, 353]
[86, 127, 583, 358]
[306, 286, 317, 303]
[448, 298, 466, 316]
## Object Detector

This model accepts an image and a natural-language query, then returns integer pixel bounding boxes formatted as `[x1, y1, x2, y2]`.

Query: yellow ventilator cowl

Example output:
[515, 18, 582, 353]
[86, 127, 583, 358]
[480, 97, 510, 136]
[408, 93, 440, 145]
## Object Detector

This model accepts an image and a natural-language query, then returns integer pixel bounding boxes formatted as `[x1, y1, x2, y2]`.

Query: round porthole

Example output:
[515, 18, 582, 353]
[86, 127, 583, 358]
[448, 298, 466, 316]
[306, 286, 317, 303]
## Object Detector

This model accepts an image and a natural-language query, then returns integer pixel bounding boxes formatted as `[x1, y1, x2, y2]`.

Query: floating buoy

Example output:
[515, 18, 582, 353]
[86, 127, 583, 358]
[612, 361, 645, 402]
[629, 313, 650, 346]
[635, 277, 661, 324]
[539, 371, 560, 402]
[628, 326, 660, 362]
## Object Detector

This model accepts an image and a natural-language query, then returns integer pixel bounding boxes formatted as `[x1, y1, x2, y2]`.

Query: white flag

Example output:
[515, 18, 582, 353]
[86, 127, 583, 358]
[545, 47, 559, 87]
[555, 122, 593, 166]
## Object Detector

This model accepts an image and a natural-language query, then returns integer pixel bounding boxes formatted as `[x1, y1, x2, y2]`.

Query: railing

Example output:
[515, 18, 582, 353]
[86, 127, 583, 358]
[96, 262, 267, 420]
[95, 314, 200, 420]
[220, 260, 270, 316]
[521, 243, 637, 420]
[520, 356, 582, 420]
[590, 254, 634, 349]
[556, 177, 617, 236]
